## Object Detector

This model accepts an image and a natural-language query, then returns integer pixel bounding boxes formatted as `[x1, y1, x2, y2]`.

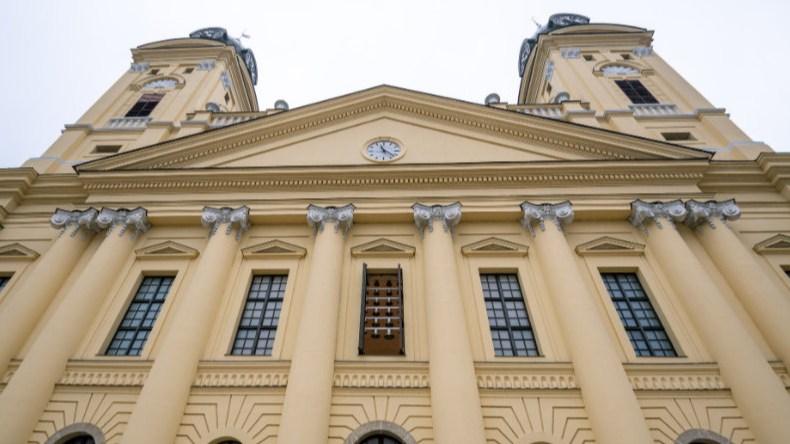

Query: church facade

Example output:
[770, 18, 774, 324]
[1, 15, 789, 444]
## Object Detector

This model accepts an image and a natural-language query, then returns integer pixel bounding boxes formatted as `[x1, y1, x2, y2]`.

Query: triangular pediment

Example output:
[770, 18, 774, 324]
[351, 238, 415, 257]
[754, 234, 790, 254]
[575, 236, 645, 256]
[242, 240, 307, 258]
[135, 241, 199, 259]
[461, 237, 528, 257]
[0, 243, 39, 261]
[77, 86, 710, 173]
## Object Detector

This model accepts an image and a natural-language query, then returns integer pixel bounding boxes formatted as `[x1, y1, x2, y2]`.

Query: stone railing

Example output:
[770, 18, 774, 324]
[104, 116, 153, 129]
[509, 104, 565, 119]
[629, 103, 682, 116]
[209, 112, 265, 128]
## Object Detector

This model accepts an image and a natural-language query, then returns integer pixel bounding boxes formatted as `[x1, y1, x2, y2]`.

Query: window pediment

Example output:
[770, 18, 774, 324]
[461, 237, 528, 257]
[0, 243, 40, 261]
[575, 236, 644, 256]
[351, 238, 415, 258]
[753, 234, 790, 254]
[135, 241, 199, 259]
[242, 240, 307, 258]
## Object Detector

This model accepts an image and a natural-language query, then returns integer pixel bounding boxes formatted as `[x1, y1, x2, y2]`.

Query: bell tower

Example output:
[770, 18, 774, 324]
[25, 27, 259, 173]
[514, 14, 770, 160]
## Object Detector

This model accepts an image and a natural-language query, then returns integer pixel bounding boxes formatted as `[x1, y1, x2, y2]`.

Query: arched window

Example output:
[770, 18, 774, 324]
[63, 437, 95, 444]
[675, 428, 735, 444]
[360, 436, 402, 444]
[216, 441, 241, 444]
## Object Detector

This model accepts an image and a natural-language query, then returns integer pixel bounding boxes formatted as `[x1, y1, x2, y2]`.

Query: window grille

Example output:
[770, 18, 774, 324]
[615, 80, 658, 104]
[481, 273, 539, 357]
[125, 93, 164, 117]
[231, 275, 287, 356]
[106, 276, 173, 356]
[601, 273, 676, 357]
[358, 264, 404, 355]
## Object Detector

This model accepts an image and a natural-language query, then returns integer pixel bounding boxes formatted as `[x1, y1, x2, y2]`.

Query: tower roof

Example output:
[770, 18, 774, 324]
[189, 27, 258, 85]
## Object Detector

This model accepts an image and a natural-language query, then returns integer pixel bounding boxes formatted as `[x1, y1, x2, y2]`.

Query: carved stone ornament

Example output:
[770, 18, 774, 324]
[561, 48, 580, 59]
[221, 70, 232, 89]
[142, 79, 177, 89]
[50, 208, 100, 239]
[306, 204, 356, 237]
[683, 199, 741, 233]
[197, 60, 215, 71]
[602, 65, 640, 76]
[632, 46, 653, 57]
[543, 60, 555, 80]
[412, 202, 462, 237]
[519, 201, 574, 236]
[130, 63, 150, 73]
[628, 200, 687, 235]
[96, 207, 151, 240]
[201, 206, 250, 239]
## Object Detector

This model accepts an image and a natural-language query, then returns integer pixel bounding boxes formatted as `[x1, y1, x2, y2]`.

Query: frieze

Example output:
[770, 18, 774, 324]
[628, 199, 687, 235]
[96, 207, 151, 240]
[50, 208, 100, 239]
[412, 202, 462, 237]
[519, 201, 573, 236]
[306, 204, 356, 236]
[683, 199, 741, 232]
[632, 46, 653, 57]
[130, 63, 149, 73]
[193, 371, 288, 387]
[560, 48, 580, 59]
[334, 362, 430, 389]
[201, 206, 250, 239]
[197, 60, 215, 71]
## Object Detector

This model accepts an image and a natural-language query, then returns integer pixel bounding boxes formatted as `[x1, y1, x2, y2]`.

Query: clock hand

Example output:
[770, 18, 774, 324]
[381, 145, 395, 155]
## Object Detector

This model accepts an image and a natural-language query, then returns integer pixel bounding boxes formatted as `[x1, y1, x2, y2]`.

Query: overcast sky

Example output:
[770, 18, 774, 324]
[1, 0, 788, 168]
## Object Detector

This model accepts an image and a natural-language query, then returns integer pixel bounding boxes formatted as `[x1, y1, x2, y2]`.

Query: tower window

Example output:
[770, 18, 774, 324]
[125, 93, 164, 118]
[149, 68, 160, 75]
[92, 144, 122, 154]
[231, 275, 287, 356]
[183, 67, 194, 74]
[481, 273, 539, 357]
[106, 276, 174, 356]
[621, 53, 631, 60]
[583, 54, 595, 62]
[662, 132, 695, 142]
[359, 264, 404, 355]
[601, 273, 676, 357]
[615, 80, 658, 104]
[0, 275, 10, 293]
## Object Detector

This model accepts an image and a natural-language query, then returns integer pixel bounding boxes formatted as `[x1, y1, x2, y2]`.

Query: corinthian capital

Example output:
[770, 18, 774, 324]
[519, 201, 573, 236]
[628, 200, 687, 235]
[201, 206, 251, 239]
[412, 202, 462, 237]
[683, 199, 741, 232]
[97, 207, 151, 240]
[50, 208, 100, 239]
[307, 204, 356, 237]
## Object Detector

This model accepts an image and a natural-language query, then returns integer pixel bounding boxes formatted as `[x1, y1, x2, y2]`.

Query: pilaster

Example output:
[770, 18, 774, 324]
[630, 200, 790, 444]
[120, 206, 249, 444]
[278, 204, 354, 444]
[0, 208, 150, 444]
[412, 202, 487, 444]
[0, 209, 100, 380]
[520, 201, 654, 444]
[684, 200, 790, 371]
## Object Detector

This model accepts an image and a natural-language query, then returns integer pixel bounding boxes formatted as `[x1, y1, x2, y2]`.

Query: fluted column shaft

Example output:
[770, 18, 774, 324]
[0, 209, 98, 379]
[278, 204, 355, 444]
[120, 206, 250, 444]
[412, 203, 486, 444]
[685, 199, 790, 370]
[0, 208, 150, 444]
[631, 200, 790, 444]
[521, 202, 654, 444]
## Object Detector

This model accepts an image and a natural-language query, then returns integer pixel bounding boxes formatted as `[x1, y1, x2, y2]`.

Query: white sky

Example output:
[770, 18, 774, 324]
[1, 0, 788, 168]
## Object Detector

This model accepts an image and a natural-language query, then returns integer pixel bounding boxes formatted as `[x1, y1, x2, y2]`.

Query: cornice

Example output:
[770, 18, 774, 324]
[76, 87, 707, 172]
[77, 160, 710, 194]
[697, 161, 773, 192]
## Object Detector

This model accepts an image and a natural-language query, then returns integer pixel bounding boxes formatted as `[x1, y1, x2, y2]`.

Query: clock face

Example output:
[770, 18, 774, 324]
[365, 140, 402, 161]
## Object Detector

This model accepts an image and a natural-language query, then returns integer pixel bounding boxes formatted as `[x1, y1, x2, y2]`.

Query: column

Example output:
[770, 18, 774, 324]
[278, 204, 355, 444]
[412, 203, 487, 444]
[630, 200, 790, 444]
[684, 199, 790, 370]
[520, 202, 654, 444]
[0, 208, 150, 444]
[121, 206, 250, 444]
[0, 208, 99, 379]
